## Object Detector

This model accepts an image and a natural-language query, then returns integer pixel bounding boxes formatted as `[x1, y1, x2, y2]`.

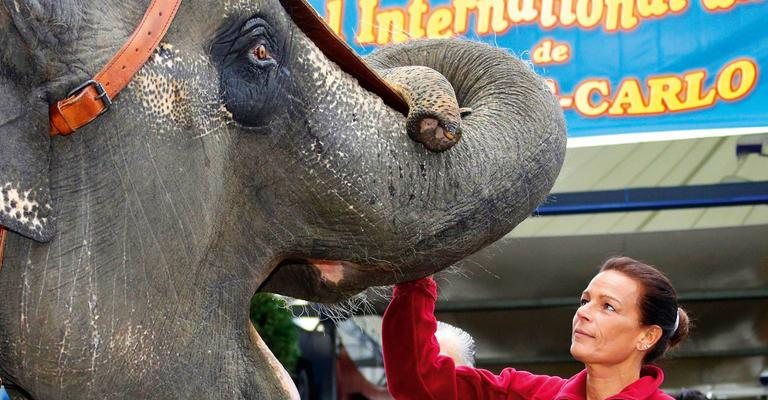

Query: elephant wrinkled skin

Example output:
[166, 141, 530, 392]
[0, 0, 565, 398]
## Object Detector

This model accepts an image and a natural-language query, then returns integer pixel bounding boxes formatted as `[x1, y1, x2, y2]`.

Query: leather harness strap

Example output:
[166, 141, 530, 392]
[279, 0, 409, 114]
[1, 1, 182, 273]
[0, 228, 5, 272]
[49, 0, 182, 136]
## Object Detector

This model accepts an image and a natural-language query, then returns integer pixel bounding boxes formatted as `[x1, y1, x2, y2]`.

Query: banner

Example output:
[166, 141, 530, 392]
[307, 0, 767, 143]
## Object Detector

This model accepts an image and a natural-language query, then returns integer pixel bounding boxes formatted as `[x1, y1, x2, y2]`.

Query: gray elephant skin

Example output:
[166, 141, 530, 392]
[0, 0, 566, 398]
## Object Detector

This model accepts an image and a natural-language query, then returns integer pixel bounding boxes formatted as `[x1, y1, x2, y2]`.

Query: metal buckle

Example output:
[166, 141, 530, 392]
[67, 79, 112, 114]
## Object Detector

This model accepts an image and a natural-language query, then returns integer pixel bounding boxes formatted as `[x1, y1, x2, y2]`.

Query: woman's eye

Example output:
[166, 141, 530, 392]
[253, 44, 270, 61]
[579, 298, 588, 306]
[605, 303, 616, 312]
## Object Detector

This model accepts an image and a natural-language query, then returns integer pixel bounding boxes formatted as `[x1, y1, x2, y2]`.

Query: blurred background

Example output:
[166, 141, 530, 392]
[255, 0, 768, 398]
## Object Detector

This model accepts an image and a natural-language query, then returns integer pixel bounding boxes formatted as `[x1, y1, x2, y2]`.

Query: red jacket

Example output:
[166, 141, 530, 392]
[382, 277, 674, 400]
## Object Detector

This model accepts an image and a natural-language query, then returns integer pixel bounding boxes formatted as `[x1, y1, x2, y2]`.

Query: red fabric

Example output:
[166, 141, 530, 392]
[382, 277, 673, 400]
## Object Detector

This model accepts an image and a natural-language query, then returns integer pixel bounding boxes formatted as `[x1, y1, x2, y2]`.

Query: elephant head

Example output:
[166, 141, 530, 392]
[0, 0, 566, 398]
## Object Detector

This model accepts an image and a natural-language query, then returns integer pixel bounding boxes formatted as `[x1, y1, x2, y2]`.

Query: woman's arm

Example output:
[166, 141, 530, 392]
[382, 277, 563, 400]
[383, 277, 459, 399]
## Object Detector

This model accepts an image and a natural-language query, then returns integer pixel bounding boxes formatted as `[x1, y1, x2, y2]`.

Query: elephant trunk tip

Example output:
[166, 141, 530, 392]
[407, 114, 462, 152]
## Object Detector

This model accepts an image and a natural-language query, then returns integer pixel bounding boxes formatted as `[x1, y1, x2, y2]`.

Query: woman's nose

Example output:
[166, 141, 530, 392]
[576, 304, 592, 321]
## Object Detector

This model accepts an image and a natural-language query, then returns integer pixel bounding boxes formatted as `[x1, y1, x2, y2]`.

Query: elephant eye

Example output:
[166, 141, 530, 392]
[248, 42, 276, 67]
[252, 44, 270, 61]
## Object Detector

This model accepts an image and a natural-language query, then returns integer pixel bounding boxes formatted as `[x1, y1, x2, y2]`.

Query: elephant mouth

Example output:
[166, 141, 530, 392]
[247, 321, 301, 397]
[259, 256, 389, 303]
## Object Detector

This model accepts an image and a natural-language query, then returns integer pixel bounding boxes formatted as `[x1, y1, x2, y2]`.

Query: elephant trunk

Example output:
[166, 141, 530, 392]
[367, 39, 567, 264]
[259, 39, 566, 301]
[367, 40, 564, 162]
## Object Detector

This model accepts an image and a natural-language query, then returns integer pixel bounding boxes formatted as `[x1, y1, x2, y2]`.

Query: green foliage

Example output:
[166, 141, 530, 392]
[250, 293, 301, 373]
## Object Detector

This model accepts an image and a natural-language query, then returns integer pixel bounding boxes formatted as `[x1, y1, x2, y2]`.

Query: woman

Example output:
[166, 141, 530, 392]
[382, 256, 690, 400]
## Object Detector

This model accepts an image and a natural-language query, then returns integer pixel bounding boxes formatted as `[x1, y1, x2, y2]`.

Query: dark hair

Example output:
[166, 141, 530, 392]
[599, 256, 690, 363]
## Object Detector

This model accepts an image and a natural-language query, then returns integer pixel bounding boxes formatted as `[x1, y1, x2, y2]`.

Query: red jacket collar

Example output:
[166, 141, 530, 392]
[556, 365, 670, 400]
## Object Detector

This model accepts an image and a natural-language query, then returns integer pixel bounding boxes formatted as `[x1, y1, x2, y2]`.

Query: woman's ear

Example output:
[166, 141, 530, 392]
[637, 325, 663, 351]
[0, 74, 56, 242]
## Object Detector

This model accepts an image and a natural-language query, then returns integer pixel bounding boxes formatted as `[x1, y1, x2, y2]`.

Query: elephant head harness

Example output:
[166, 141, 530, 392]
[49, 0, 183, 136]
[0, 0, 183, 270]
[0, 0, 410, 271]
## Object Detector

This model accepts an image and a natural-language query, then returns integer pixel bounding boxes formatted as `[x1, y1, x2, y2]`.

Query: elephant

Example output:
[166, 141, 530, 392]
[0, 0, 566, 398]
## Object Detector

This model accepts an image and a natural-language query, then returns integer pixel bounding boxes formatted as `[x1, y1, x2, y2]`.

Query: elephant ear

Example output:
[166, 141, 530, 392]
[0, 73, 55, 242]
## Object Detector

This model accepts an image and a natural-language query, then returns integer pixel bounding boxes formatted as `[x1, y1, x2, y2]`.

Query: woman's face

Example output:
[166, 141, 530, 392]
[570, 270, 649, 366]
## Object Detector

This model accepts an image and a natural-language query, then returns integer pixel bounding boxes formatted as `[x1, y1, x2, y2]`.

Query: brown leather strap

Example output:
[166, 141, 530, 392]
[279, 0, 408, 115]
[50, 0, 183, 136]
[0, 227, 6, 272]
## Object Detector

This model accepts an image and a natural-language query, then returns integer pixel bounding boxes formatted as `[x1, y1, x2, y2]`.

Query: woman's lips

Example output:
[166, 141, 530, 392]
[573, 328, 594, 338]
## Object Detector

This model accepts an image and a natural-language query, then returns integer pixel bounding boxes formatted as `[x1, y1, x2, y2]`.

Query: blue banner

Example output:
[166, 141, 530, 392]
[308, 0, 767, 142]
